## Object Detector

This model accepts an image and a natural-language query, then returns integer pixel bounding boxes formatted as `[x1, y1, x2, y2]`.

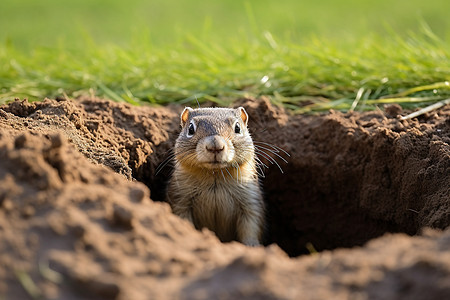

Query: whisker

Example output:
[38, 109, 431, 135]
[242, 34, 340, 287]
[255, 156, 269, 169]
[254, 149, 277, 165]
[233, 162, 240, 184]
[175, 151, 197, 168]
[225, 167, 233, 180]
[254, 161, 266, 178]
[254, 145, 289, 164]
[244, 157, 265, 178]
[254, 141, 290, 157]
[155, 153, 175, 175]
[255, 149, 284, 174]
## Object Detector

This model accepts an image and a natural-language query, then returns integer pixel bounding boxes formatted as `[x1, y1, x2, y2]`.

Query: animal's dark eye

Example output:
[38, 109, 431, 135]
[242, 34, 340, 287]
[234, 122, 241, 134]
[187, 122, 196, 137]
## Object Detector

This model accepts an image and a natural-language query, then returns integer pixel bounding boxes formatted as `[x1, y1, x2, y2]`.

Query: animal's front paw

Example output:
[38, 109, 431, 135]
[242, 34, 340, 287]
[242, 238, 261, 247]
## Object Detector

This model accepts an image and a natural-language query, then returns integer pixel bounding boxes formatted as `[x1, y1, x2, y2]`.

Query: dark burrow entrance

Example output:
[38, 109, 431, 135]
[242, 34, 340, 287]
[145, 99, 450, 257]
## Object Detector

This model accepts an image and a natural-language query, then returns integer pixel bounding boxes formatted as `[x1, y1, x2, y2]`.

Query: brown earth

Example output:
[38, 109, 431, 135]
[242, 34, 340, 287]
[0, 97, 449, 299]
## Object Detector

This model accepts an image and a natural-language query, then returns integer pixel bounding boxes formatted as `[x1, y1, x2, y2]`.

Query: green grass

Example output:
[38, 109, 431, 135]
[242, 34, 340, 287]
[1, 0, 450, 112]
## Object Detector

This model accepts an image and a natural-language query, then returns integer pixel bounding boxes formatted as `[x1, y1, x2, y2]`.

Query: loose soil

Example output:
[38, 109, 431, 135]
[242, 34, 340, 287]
[0, 97, 449, 299]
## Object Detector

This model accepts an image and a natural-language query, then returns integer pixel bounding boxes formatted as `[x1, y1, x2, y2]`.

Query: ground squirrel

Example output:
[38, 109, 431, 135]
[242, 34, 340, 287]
[167, 106, 265, 246]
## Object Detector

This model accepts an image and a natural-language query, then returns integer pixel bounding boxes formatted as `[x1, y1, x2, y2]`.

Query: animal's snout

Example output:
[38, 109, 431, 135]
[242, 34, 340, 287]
[205, 136, 226, 154]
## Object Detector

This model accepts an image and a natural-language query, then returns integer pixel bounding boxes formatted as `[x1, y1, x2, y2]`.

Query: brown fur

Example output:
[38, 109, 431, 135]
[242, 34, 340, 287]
[167, 107, 265, 246]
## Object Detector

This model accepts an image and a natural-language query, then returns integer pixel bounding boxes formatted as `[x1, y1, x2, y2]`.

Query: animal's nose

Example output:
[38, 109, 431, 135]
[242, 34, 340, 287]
[206, 144, 224, 153]
[205, 136, 226, 154]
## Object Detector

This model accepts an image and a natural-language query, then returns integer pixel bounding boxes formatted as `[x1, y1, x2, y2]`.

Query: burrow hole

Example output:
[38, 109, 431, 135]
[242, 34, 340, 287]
[143, 114, 447, 257]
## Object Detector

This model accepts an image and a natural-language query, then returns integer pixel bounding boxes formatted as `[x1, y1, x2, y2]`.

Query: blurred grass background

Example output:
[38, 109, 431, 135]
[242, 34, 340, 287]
[2, 0, 450, 47]
[1, 0, 449, 112]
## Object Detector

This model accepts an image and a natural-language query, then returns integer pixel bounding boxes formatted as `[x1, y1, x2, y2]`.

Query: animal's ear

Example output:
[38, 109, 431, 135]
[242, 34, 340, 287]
[181, 107, 193, 127]
[238, 107, 248, 126]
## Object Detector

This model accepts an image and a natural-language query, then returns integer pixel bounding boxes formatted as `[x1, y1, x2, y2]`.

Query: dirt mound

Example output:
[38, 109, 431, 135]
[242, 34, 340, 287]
[0, 97, 449, 299]
[239, 98, 450, 255]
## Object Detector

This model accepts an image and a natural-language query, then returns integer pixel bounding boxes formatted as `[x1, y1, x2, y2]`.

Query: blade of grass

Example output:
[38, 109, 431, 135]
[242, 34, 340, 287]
[14, 270, 42, 299]
[401, 98, 450, 120]
[350, 87, 364, 111]
[385, 81, 450, 98]
[39, 260, 63, 284]
[365, 96, 444, 104]
[96, 82, 126, 103]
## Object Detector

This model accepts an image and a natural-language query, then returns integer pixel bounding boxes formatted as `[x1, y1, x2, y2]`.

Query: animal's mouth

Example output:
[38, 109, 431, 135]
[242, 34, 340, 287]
[201, 161, 230, 169]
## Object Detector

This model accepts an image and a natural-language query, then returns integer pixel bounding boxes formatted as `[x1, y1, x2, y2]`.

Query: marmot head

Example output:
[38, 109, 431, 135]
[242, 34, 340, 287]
[174, 107, 254, 171]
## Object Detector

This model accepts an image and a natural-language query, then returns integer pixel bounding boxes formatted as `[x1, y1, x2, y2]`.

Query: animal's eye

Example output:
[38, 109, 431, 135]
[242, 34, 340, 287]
[187, 121, 196, 137]
[234, 122, 241, 134]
